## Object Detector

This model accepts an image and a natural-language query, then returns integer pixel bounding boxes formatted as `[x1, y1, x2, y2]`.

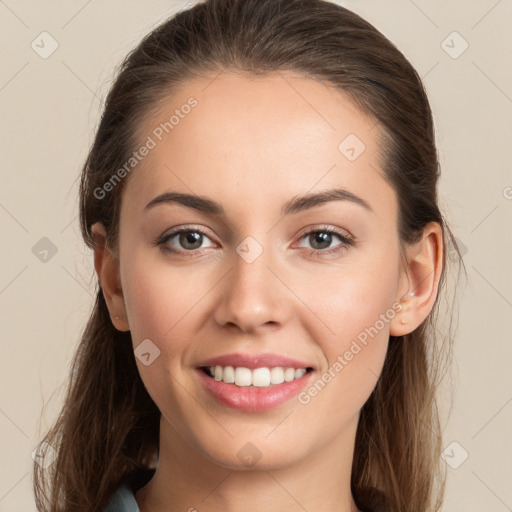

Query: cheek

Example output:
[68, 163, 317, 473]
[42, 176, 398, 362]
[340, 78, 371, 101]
[300, 254, 398, 341]
[120, 255, 208, 414]
[120, 251, 220, 390]
[294, 256, 399, 408]
[121, 249, 209, 342]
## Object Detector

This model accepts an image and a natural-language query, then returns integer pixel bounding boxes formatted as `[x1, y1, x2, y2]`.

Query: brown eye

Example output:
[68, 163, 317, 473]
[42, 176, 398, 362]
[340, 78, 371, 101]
[158, 227, 216, 255]
[297, 226, 355, 256]
[307, 231, 335, 251]
[178, 231, 203, 250]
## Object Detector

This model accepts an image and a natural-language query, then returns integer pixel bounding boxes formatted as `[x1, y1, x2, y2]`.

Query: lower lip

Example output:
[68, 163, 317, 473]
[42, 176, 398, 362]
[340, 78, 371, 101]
[196, 368, 313, 412]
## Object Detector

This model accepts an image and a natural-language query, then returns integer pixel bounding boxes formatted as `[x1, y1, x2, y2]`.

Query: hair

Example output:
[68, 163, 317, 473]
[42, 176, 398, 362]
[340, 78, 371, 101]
[33, 1, 466, 511]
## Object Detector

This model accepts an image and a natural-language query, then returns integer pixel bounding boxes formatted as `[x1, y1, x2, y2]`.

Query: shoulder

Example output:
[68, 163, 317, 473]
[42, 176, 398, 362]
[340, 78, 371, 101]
[102, 468, 156, 512]
[102, 482, 140, 512]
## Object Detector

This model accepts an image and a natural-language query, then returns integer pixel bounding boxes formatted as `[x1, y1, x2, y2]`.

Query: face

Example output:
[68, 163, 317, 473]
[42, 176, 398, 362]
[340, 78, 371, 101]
[114, 70, 406, 470]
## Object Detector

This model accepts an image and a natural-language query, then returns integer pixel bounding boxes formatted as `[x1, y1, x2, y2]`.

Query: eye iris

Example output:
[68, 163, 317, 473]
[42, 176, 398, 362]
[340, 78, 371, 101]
[310, 232, 332, 250]
[180, 231, 202, 250]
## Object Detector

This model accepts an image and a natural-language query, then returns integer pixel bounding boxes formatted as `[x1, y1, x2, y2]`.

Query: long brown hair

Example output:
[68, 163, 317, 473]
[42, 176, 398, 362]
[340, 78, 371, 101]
[33, 1, 465, 510]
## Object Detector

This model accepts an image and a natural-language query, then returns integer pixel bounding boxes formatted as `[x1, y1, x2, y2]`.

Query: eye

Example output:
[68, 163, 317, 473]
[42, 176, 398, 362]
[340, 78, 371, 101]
[156, 226, 216, 255]
[155, 224, 355, 258]
[296, 225, 355, 256]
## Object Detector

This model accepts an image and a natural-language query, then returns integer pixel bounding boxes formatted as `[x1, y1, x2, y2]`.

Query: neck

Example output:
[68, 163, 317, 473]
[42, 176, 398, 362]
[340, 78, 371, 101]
[135, 415, 362, 512]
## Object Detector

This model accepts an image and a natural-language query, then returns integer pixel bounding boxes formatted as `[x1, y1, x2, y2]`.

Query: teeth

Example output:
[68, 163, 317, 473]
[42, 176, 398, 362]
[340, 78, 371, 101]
[223, 365, 235, 383]
[207, 365, 309, 387]
[270, 367, 284, 384]
[284, 368, 295, 382]
[234, 367, 252, 386]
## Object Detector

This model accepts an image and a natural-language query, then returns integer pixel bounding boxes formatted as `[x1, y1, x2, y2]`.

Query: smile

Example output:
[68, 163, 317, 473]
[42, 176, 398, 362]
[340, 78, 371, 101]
[201, 365, 312, 387]
[196, 366, 314, 412]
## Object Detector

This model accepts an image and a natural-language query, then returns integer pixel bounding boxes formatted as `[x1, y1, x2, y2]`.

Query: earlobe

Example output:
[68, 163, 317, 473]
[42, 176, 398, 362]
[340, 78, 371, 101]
[91, 222, 130, 332]
[390, 222, 444, 336]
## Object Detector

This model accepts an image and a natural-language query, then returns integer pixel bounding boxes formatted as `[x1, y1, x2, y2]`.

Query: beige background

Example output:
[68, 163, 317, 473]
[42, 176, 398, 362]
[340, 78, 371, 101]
[1, 0, 511, 510]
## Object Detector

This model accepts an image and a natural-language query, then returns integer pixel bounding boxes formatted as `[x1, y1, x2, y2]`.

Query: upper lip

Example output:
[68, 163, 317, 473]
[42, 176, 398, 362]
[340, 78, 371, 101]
[197, 352, 313, 370]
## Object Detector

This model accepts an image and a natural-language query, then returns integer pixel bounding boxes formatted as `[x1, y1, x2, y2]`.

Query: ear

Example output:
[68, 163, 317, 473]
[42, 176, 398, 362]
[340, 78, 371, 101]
[91, 222, 130, 332]
[390, 221, 444, 336]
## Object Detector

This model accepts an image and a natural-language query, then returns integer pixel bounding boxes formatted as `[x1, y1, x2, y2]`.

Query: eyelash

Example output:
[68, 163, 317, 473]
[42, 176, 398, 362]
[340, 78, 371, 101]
[154, 224, 356, 258]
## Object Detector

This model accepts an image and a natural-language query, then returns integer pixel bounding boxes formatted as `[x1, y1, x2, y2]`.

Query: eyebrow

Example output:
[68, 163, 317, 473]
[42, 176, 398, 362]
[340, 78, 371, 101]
[144, 187, 373, 216]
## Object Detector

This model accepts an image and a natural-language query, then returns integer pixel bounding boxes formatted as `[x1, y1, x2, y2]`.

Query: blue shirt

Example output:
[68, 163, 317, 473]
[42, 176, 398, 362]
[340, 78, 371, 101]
[103, 482, 141, 512]
[102, 469, 380, 512]
[103, 469, 156, 512]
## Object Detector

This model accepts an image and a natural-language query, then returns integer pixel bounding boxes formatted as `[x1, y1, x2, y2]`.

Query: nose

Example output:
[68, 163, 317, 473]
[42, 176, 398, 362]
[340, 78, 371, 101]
[213, 238, 290, 334]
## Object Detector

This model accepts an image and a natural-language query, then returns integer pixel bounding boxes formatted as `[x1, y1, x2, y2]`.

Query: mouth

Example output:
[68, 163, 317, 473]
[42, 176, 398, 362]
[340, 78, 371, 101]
[199, 365, 314, 388]
[196, 365, 314, 412]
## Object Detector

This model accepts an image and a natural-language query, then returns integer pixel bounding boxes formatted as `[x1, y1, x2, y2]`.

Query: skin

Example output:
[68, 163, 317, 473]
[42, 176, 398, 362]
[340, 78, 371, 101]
[92, 70, 443, 512]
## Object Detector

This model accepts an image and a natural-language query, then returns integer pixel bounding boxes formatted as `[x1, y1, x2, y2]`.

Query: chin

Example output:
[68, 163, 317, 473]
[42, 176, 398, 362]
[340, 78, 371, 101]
[198, 438, 308, 471]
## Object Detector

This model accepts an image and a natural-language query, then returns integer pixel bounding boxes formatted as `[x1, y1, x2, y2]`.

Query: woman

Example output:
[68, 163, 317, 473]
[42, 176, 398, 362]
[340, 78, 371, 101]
[32, 0, 464, 511]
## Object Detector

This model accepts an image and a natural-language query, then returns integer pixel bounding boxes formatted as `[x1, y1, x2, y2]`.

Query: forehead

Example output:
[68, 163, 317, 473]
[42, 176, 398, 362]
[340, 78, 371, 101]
[122, 70, 393, 219]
